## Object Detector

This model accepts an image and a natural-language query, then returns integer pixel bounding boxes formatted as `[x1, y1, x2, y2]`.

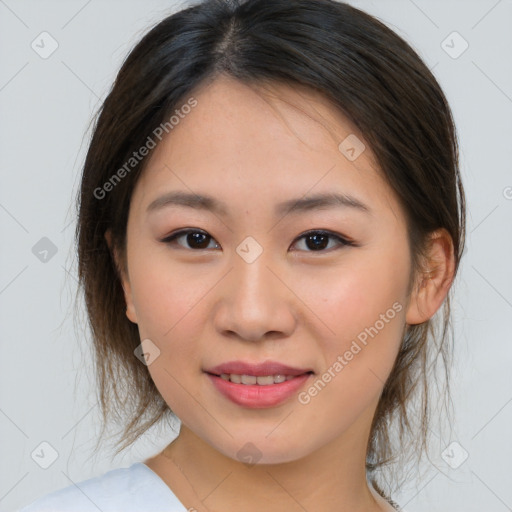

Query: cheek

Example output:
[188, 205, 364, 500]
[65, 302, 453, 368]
[297, 247, 409, 373]
[126, 250, 214, 395]
[128, 255, 210, 413]
[296, 263, 407, 430]
[128, 240, 205, 333]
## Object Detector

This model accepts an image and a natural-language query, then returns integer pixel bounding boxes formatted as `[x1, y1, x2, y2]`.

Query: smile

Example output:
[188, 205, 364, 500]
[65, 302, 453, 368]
[205, 372, 313, 408]
[218, 373, 310, 385]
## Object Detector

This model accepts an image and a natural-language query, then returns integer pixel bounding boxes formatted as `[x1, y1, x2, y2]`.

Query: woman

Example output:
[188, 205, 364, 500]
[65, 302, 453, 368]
[19, 0, 466, 510]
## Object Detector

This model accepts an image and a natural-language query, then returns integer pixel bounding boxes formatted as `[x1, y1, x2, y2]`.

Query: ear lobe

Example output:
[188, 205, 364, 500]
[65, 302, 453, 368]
[405, 228, 456, 326]
[104, 229, 138, 324]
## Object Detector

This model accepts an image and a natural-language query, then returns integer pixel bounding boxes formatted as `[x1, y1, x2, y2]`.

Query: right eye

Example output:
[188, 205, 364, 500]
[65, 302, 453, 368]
[161, 229, 221, 250]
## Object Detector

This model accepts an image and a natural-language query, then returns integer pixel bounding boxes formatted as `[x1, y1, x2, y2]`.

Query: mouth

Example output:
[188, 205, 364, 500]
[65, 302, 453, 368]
[204, 371, 314, 385]
[203, 360, 315, 408]
[203, 360, 315, 383]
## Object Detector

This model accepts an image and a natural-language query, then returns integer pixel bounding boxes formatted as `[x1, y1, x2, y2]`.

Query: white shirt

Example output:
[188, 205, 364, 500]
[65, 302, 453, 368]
[18, 462, 401, 511]
[18, 462, 188, 512]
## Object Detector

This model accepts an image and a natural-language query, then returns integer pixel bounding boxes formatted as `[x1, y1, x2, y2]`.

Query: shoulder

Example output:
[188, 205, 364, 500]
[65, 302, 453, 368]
[18, 462, 185, 512]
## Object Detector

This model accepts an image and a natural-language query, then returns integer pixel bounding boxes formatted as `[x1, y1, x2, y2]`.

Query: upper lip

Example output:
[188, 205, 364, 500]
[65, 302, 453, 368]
[204, 360, 314, 377]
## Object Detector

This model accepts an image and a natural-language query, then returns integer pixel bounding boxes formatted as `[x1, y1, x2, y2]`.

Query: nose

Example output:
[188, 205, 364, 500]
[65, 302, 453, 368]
[213, 248, 297, 343]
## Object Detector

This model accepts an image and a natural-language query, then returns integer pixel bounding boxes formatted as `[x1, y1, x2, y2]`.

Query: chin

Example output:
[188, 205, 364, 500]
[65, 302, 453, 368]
[211, 432, 313, 466]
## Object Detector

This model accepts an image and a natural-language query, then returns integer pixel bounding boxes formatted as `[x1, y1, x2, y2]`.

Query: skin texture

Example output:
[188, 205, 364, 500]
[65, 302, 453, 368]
[106, 74, 455, 512]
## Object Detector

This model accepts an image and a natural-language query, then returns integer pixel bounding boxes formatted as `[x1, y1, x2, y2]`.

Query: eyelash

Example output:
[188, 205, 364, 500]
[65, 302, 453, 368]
[160, 228, 355, 253]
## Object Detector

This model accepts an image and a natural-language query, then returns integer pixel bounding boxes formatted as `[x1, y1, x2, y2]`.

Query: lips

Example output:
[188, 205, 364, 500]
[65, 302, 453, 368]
[204, 360, 315, 408]
[204, 360, 314, 377]
[206, 372, 313, 408]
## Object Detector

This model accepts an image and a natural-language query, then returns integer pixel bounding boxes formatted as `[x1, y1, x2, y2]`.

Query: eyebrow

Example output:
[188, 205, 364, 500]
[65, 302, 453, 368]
[146, 190, 372, 217]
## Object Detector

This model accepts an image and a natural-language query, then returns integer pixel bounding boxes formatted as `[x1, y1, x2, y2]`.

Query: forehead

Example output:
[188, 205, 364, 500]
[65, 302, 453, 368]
[132, 75, 403, 223]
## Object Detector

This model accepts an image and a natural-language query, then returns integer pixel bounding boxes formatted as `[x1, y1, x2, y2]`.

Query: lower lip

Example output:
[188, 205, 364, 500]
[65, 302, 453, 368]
[206, 372, 312, 408]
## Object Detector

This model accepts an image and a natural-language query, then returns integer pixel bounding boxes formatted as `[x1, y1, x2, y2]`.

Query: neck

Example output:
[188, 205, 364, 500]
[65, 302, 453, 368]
[159, 409, 389, 512]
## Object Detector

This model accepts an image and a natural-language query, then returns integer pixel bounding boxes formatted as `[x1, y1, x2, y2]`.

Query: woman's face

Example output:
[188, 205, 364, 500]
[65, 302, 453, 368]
[116, 75, 419, 464]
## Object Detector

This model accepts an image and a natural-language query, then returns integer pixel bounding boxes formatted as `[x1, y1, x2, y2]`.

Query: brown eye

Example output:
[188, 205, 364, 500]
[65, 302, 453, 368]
[161, 228, 354, 253]
[291, 230, 353, 252]
[162, 229, 220, 250]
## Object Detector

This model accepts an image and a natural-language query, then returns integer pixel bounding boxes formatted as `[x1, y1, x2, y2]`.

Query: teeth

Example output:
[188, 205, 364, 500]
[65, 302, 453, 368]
[256, 375, 280, 385]
[241, 374, 257, 385]
[219, 373, 301, 385]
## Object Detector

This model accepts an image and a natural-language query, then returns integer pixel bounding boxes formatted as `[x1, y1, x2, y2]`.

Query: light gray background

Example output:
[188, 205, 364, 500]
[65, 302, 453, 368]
[1, 1, 511, 511]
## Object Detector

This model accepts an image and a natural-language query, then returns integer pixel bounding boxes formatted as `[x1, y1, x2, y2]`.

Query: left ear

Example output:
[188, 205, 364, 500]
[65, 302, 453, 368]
[405, 228, 456, 325]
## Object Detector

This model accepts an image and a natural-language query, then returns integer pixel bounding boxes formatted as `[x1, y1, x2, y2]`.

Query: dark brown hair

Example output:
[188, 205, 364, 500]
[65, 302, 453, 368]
[74, 0, 466, 499]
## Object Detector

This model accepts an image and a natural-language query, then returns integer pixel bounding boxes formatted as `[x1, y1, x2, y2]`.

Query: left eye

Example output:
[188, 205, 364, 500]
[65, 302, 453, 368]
[292, 230, 353, 252]
[161, 229, 354, 252]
